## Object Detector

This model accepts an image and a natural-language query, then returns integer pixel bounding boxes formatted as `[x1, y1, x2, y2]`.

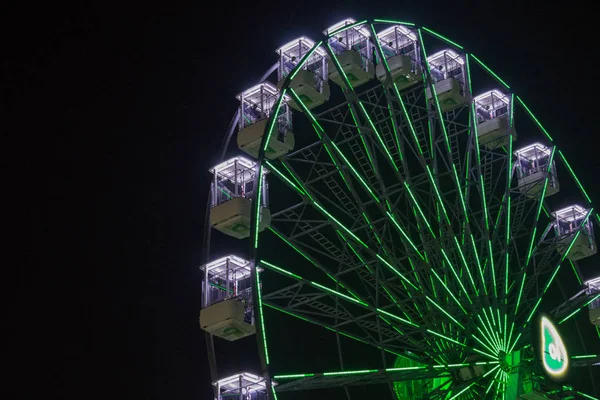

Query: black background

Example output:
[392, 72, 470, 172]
[5, 0, 599, 399]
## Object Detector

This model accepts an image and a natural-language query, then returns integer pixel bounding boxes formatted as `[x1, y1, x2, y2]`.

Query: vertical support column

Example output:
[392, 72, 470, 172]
[226, 258, 231, 296]
[234, 160, 239, 197]
[504, 350, 522, 398]
[213, 171, 218, 206]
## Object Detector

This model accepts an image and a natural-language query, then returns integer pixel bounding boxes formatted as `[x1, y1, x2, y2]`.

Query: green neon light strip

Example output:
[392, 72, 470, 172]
[327, 19, 368, 37]
[470, 234, 487, 296]
[287, 90, 354, 193]
[426, 295, 465, 329]
[325, 41, 354, 91]
[419, 30, 451, 155]
[356, 102, 399, 171]
[254, 164, 264, 249]
[260, 260, 420, 328]
[440, 248, 472, 304]
[525, 146, 555, 266]
[447, 380, 477, 400]
[385, 211, 424, 260]
[289, 41, 323, 80]
[571, 354, 598, 359]
[471, 332, 499, 357]
[514, 271, 527, 317]
[470, 54, 510, 89]
[373, 19, 415, 26]
[510, 93, 515, 127]
[369, 24, 407, 166]
[289, 89, 380, 204]
[453, 236, 477, 295]
[484, 367, 502, 395]
[325, 42, 398, 174]
[264, 302, 404, 357]
[330, 141, 380, 203]
[422, 27, 464, 49]
[392, 81, 426, 156]
[470, 97, 492, 235]
[312, 201, 368, 248]
[484, 308, 502, 352]
[558, 150, 592, 203]
[475, 325, 500, 354]
[569, 260, 582, 285]
[347, 104, 377, 170]
[430, 268, 467, 314]
[262, 89, 287, 153]
[282, 160, 314, 201]
[559, 293, 600, 324]
[268, 149, 424, 304]
[419, 32, 473, 233]
[271, 386, 279, 400]
[488, 240, 497, 298]
[264, 160, 305, 196]
[525, 213, 592, 325]
[478, 315, 501, 353]
[274, 361, 499, 380]
[577, 392, 600, 400]
[516, 96, 553, 141]
[465, 54, 473, 96]
[425, 329, 495, 360]
[256, 271, 270, 364]
[209, 281, 232, 293]
[268, 227, 361, 301]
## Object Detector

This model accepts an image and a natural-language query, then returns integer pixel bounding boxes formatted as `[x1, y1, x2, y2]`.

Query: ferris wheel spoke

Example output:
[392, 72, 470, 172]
[262, 255, 493, 364]
[275, 99, 443, 289]
[366, 59, 487, 305]
[260, 260, 426, 349]
[510, 214, 593, 352]
[263, 301, 418, 357]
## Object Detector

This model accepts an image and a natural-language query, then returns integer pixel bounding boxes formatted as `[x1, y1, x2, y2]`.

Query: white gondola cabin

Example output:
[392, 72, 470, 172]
[276, 37, 330, 111]
[514, 143, 559, 198]
[237, 83, 294, 160]
[585, 277, 600, 326]
[209, 157, 270, 239]
[552, 205, 596, 261]
[474, 89, 516, 149]
[325, 18, 374, 88]
[375, 25, 422, 90]
[212, 372, 269, 400]
[426, 49, 467, 112]
[200, 256, 258, 341]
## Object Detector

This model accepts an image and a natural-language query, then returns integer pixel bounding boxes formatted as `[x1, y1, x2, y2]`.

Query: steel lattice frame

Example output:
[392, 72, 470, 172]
[205, 19, 600, 400]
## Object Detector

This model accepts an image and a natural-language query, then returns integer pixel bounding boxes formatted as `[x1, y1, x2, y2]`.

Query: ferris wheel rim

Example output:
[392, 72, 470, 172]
[203, 18, 599, 399]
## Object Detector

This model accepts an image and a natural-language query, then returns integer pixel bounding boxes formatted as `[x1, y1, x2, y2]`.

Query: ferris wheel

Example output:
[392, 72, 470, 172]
[199, 18, 600, 400]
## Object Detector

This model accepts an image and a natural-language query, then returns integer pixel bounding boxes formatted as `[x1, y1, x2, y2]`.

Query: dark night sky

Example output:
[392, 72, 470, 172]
[5, 1, 599, 399]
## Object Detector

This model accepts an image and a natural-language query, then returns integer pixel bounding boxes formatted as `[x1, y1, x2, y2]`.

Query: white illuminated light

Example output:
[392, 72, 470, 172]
[376, 25, 418, 42]
[552, 205, 588, 222]
[205, 255, 249, 271]
[202, 255, 263, 281]
[427, 49, 465, 66]
[473, 89, 509, 110]
[513, 143, 551, 159]
[236, 82, 291, 104]
[540, 316, 569, 379]
[585, 277, 600, 288]
[324, 18, 371, 38]
[276, 37, 327, 57]
[209, 156, 256, 175]
[214, 372, 267, 393]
